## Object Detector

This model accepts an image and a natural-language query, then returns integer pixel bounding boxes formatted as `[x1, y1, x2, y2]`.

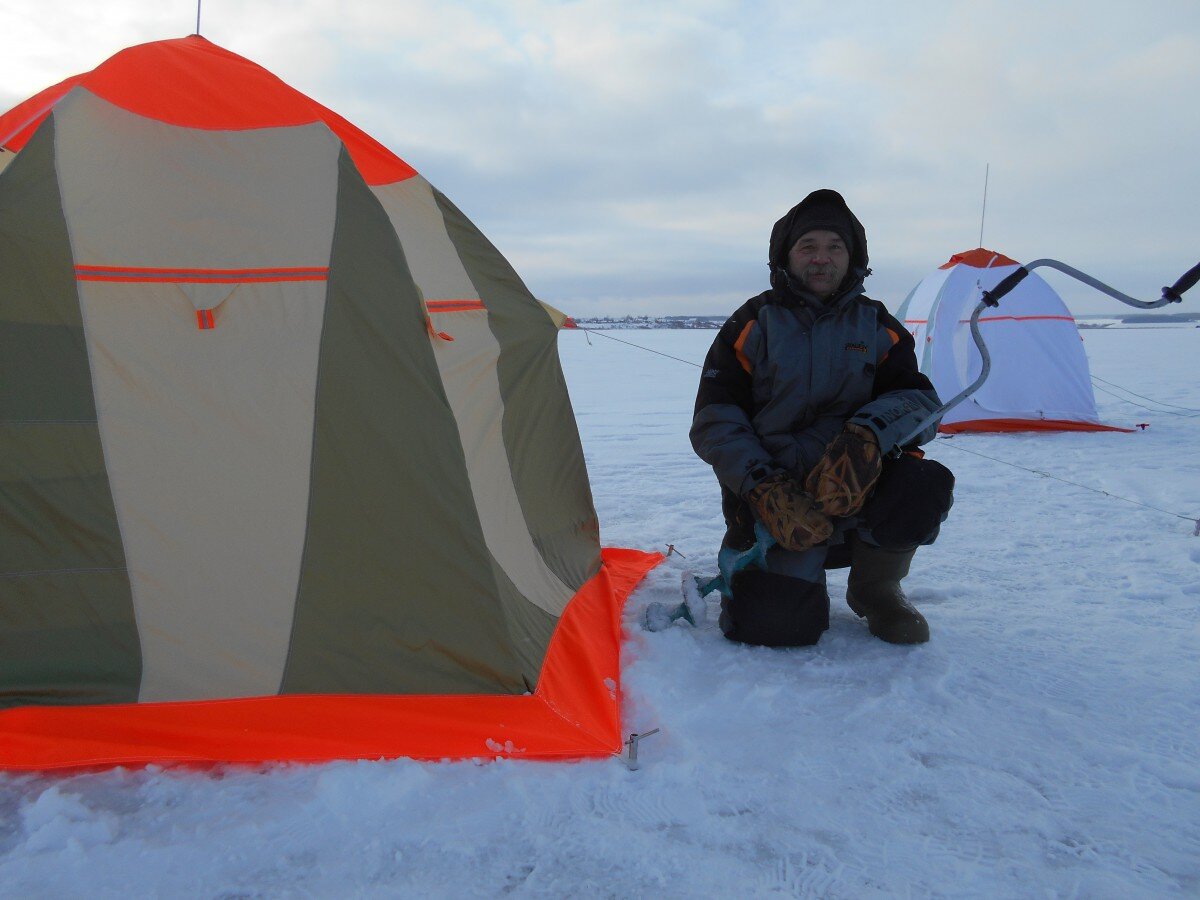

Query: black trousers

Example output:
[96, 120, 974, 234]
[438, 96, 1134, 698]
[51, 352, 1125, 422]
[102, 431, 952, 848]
[719, 455, 953, 647]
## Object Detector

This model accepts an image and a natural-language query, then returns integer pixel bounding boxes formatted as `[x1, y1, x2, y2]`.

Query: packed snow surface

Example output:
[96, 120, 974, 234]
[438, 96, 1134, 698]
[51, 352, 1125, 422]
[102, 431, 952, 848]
[2, 327, 1198, 897]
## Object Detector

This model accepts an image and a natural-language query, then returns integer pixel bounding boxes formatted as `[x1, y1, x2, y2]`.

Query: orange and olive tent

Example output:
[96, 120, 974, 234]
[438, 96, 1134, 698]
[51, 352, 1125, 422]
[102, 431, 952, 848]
[0, 35, 660, 770]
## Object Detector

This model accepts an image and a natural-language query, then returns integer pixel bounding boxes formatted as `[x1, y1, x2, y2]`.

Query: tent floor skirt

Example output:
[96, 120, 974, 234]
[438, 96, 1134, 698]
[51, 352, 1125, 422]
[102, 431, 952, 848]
[940, 418, 1133, 434]
[0, 548, 663, 772]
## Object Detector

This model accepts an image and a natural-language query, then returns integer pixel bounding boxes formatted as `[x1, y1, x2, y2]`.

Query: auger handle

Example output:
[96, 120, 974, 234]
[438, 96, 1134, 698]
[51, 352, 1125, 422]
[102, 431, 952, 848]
[979, 266, 1030, 308]
[1163, 261, 1200, 302]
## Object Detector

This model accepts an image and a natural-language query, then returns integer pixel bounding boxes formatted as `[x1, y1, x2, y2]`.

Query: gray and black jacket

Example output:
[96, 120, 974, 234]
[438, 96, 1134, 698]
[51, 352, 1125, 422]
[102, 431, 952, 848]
[690, 192, 941, 535]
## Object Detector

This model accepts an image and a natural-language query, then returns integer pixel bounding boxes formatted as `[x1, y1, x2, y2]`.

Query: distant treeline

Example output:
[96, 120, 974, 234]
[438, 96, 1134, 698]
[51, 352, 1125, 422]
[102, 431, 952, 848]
[571, 315, 724, 329]
[1117, 312, 1200, 324]
[571, 312, 1200, 330]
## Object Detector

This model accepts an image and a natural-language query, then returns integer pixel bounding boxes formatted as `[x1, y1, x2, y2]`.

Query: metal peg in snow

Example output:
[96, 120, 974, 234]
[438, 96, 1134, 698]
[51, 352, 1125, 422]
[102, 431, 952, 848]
[624, 728, 660, 770]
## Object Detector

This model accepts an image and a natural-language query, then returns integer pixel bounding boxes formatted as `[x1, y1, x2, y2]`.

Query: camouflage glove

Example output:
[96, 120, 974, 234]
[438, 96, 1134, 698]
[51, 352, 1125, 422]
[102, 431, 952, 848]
[746, 474, 834, 552]
[804, 422, 882, 518]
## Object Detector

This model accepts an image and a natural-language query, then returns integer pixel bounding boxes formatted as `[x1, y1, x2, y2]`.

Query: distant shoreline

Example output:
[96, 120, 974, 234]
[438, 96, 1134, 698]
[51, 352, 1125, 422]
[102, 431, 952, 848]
[566, 312, 1200, 330]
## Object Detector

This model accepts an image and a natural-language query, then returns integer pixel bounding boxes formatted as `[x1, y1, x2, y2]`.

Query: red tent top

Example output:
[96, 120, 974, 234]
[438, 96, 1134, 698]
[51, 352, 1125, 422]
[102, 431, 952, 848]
[939, 247, 1020, 270]
[0, 35, 416, 186]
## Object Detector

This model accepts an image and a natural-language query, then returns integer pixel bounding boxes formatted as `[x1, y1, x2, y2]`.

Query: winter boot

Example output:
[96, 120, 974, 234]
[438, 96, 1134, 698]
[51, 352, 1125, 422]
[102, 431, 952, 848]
[845, 537, 929, 644]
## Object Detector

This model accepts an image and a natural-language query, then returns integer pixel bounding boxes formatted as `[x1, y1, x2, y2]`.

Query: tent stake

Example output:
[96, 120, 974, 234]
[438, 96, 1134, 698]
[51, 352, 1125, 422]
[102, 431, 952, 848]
[624, 728, 660, 770]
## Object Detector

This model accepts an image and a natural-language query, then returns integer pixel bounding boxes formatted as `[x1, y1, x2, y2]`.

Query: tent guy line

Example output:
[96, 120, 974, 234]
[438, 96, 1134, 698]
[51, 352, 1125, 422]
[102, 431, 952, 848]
[1090, 381, 1200, 419]
[575, 322, 1198, 417]
[571, 323, 1199, 532]
[576, 326, 703, 368]
[937, 440, 1200, 534]
[1088, 374, 1200, 417]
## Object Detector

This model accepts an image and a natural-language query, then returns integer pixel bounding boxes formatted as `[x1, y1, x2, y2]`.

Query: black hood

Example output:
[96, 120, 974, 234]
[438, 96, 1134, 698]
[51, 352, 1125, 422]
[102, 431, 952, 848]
[768, 189, 869, 289]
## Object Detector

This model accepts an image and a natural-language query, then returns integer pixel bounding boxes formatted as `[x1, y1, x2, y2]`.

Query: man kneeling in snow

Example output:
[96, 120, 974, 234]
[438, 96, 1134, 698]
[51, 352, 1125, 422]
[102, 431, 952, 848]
[690, 189, 953, 646]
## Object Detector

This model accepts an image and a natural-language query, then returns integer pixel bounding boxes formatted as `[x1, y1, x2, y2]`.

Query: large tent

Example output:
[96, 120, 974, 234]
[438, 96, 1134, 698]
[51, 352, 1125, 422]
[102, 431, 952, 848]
[0, 36, 660, 770]
[897, 248, 1128, 433]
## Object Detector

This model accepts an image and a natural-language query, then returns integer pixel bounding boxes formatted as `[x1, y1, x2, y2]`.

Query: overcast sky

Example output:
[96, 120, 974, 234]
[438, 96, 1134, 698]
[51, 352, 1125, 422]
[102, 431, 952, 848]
[3, 1, 1198, 316]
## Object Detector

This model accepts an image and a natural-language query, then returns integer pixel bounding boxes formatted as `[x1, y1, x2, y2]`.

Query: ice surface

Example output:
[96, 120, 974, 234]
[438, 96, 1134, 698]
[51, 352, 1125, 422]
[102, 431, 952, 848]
[1, 327, 1197, 896]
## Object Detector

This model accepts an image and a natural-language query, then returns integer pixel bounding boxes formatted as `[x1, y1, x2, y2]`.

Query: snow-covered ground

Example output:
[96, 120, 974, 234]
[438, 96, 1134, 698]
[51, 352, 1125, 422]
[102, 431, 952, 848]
[2, 326, 1198, 897]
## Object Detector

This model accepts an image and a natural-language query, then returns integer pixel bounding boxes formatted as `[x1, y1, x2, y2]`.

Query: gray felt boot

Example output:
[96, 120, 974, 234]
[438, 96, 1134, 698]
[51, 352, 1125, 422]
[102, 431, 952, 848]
[846, 537, 929, 644]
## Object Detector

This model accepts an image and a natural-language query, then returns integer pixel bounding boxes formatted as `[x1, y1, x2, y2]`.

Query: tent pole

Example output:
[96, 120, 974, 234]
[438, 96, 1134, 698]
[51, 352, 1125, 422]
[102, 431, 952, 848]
[978, 163, 989, 248]
[196, 1, 202, 35]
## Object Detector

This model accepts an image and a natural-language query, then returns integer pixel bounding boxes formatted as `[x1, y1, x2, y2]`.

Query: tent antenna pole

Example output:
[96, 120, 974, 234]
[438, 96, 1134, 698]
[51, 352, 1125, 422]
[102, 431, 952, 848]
[195, 0, 202, 35]
[978, 163, 989, 248]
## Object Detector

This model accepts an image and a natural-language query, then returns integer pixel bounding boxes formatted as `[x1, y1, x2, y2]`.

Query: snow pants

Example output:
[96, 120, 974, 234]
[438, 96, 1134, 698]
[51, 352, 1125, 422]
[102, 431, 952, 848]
[718, 454, 954, 647]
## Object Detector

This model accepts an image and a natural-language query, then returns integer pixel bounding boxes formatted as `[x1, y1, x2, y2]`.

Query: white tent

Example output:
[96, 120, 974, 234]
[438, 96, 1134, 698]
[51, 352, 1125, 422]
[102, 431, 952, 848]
[897, 248, 1128, 433]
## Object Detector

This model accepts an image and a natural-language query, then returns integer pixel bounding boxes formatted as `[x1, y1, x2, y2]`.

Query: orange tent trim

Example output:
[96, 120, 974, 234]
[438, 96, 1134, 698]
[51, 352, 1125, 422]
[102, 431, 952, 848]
[939, 248, 1020, 270]
[939, 418, 1133, 434]
[0, 74, 87, 148]
[426, 299, 487, 313]
[0, 36, 416, 186]
[75, 265, 330, 283]
[970, 315, 1077, 324]
[0, 548, 663, 772]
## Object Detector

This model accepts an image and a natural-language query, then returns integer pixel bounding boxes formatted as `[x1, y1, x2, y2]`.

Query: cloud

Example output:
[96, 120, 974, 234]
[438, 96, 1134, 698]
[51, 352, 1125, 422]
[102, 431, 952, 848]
[2, 0, 1197, 315]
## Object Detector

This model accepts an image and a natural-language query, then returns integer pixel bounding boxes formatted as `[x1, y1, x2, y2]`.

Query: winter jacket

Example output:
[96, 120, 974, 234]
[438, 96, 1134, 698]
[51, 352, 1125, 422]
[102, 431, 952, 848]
[690, 192, 941, 535]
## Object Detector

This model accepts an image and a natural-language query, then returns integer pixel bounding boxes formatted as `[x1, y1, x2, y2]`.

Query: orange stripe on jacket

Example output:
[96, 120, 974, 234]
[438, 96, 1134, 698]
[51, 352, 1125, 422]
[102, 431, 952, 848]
[879, 327, 901, 365]
[733, 320, 755, 374]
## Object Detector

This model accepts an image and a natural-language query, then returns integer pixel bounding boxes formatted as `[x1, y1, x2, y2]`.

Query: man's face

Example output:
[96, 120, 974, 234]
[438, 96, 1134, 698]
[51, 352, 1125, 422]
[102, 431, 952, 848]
[786, 229, 850, 299]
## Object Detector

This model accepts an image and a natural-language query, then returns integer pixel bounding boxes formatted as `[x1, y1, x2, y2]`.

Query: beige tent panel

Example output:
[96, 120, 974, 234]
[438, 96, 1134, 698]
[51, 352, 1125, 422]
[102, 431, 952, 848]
[432, 189, 601, 591]
[429, 309, 575, 618]
[75, 279, 329, 701]
[54, 89, 341, 267]
[52, 98, 342, 700]
[538, 300, 571, 329]
[177, 282, 241, 313]
[372, 177, 480, 302]
[377, 174, 574, 617]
